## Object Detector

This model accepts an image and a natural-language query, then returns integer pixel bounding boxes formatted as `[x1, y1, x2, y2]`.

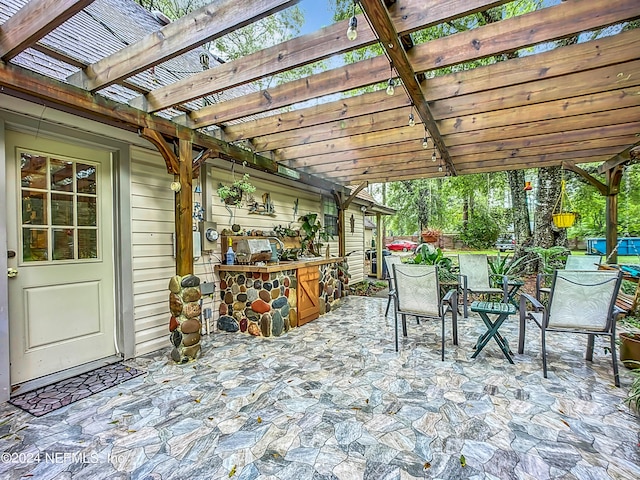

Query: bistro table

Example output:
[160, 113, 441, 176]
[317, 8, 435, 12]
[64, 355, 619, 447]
[470, 300, 517, 363]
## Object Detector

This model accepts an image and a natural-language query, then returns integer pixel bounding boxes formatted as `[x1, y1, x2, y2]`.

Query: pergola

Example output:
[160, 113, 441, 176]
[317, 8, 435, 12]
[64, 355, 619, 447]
[1, 0, 639, 272]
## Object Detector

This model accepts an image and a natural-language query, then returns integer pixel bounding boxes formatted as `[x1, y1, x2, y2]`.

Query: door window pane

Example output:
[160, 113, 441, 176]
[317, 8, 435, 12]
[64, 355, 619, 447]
[76, 163, 96, 194]
[22, 191, 47, 226]
[20, 153, 47, 189]
[53, 228, 75, 260]
[78, 229, 97, 259]
[23, 228, 48, 262]
[50, 158, 74, 192]
[77, 196, 97, 226]
[51, 193, 74, 226]
[18, 150, 100, 263]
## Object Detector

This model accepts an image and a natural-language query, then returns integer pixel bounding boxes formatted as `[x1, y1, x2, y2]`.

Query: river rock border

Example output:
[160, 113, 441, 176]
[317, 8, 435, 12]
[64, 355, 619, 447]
[168, 274, 202, 363]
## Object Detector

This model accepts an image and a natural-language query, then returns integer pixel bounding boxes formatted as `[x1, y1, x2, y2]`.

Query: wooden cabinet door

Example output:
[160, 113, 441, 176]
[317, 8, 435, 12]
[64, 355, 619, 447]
[297, 266, 319, 325]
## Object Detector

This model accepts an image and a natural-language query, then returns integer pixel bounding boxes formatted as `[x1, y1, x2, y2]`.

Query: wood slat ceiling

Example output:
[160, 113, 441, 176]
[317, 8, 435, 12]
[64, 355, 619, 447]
[1, 0, 639, 186]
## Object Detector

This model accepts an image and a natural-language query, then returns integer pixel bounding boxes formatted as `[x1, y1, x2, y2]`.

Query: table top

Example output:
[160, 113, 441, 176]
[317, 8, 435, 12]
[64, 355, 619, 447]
[470, 301, 517, 314]
[496, 278, 524, 286]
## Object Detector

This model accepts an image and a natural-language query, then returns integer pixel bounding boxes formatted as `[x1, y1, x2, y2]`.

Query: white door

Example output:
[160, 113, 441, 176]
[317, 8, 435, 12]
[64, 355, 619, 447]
[6, 131, 116, 384]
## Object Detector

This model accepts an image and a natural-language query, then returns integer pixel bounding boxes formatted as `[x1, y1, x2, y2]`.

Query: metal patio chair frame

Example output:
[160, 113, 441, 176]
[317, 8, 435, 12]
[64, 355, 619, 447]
[519, 269, 623, 387]
[458, 254, 508, 318]
[391, 263, 457, 360]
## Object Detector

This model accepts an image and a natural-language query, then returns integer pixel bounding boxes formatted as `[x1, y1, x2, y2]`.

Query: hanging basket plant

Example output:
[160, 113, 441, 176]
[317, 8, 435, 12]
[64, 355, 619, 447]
[552, 177, 576, 229]
[217, 173, 256, 206]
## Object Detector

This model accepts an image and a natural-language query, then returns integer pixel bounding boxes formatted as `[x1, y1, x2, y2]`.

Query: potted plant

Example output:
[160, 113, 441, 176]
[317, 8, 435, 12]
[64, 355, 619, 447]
[421, 228, 442, 243]
[407, 243, 456, 283]
[619, 316, 640, 370]
[298, 213, 333, 257]
[217, 173, 256, 206]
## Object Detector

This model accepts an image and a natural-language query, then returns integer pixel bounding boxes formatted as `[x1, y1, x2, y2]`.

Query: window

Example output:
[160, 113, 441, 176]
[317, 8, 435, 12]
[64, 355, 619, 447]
[20, 151, 99, 262]
[323, 197, 338, 236]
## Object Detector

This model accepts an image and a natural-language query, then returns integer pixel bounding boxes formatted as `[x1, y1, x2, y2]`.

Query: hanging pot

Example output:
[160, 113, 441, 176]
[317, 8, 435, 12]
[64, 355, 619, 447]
[552, 212, 576, 228]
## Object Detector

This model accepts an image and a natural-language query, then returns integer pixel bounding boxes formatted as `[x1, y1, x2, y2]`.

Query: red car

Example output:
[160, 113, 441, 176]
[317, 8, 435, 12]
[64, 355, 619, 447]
[385, 240, 418, 252]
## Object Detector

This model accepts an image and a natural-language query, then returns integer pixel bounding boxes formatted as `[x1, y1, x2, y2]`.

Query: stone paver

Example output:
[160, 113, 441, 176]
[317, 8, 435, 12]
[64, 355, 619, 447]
[0, 296, 638, 479]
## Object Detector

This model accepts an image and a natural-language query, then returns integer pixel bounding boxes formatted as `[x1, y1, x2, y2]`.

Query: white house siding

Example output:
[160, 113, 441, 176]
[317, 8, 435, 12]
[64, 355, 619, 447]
[130, 146, 177, 356]
[345, 206, 365, 284]
[129, 155, 370, 355]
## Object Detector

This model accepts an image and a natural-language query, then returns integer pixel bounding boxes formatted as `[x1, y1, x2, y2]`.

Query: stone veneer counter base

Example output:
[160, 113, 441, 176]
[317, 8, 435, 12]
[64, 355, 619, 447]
[215, 258, 347, 338]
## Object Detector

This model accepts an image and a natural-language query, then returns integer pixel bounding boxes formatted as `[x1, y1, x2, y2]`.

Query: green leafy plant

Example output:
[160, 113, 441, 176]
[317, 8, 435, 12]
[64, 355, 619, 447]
[488, 253, 526, 277]
[407, 244, 456, 282]
[217, 173, 256, 206]
[526, 246, 569, 274]
[274, 224, 298, 237]
[627, 369, 640, 413]
[298, 213, 333, 257]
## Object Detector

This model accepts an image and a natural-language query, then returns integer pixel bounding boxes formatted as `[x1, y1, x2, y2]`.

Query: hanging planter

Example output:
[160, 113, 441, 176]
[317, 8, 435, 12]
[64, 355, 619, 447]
[552, 177, 576, 229]
[552, 212, 576, 228]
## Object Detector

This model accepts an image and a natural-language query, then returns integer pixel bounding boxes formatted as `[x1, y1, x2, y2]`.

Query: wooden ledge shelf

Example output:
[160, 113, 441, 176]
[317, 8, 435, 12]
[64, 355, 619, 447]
[214, 257, 345, 274]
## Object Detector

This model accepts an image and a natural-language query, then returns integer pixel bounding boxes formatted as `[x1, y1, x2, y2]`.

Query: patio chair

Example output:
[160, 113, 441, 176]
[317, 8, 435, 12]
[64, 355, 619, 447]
[536, 255, 603, 301]
[391, 264, 458, 360]
[458, 254, 508, 318]
[384, 255, 402, 316]
[519, 270, 623, 387]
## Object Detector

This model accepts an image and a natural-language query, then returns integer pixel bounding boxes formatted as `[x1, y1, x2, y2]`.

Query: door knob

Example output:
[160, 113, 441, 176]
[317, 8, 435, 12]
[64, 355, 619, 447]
[7, 268, 18, 278]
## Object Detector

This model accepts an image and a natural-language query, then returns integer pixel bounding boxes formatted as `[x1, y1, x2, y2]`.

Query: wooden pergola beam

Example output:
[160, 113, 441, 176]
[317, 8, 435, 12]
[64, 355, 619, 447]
[131, 0, 508, 113]
[597, 142, 640, 174]
[139, 128, 179, 174]
[131, 13, 377, 113]
[0, 60, 345, 194]
[67, 0, 300, 92]
[444, 107, 640, 148]
[224, 89, 410, 142]
[224, 28, 640, 143]
[439, 88, 638, 136]
[0, 0, 95, 61]
[182, 0, 638, 130]
[410, 0, 640, 73]
[359, 0, 453, 175]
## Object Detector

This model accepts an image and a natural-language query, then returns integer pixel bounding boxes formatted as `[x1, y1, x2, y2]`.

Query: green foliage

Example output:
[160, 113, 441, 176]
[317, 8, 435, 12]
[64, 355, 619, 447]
[488, 253, 526, 277]
[526, 246, 569, 274]
[407, 244, 456, 282]
[458, 208, 500, 249]
[298, 213, 333, 257]
[217, 173, 256, 206]
[627, 369, 640, 414]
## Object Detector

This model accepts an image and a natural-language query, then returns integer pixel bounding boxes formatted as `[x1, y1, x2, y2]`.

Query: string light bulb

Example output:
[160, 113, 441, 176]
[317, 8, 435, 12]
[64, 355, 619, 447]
[386, 78, 395, 96]
[408, 112, 415, 127]
[438, 163, 443, 173]
[386, 62, 395, 95]
[346, 2, 358, 41]
[422, 133, 429, 149]
[431, 147, 437, 162]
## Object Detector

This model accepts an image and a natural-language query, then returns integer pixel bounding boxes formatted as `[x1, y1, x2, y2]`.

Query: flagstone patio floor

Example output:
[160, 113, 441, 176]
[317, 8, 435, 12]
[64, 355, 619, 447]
[0, 295, 638, 479]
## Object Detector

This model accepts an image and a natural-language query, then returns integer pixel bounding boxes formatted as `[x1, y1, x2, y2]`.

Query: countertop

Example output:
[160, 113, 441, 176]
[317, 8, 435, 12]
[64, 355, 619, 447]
[215, 257, 345, 273]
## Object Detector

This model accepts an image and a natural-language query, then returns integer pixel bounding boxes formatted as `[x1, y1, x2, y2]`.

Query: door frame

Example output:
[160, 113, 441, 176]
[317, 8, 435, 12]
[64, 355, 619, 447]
[0, 104, 135, 401]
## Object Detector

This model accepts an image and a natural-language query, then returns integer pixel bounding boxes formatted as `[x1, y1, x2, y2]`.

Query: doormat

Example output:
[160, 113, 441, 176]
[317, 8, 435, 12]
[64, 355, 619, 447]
[8, 363, 145, 417]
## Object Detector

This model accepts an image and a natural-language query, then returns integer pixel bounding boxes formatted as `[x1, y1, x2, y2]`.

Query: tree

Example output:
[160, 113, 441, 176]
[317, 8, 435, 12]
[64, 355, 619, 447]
[133, 0, 311, 89]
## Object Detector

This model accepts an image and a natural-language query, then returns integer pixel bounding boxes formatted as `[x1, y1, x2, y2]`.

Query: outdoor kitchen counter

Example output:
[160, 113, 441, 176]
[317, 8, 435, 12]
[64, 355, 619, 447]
[214, 257, 347, 336]
[214, 256, 345, 273]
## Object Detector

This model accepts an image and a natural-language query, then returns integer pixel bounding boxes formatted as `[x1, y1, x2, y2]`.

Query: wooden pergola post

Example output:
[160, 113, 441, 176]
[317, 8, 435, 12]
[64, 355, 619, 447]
[175, 138, 193, 275]
[564, 162, 625, 265]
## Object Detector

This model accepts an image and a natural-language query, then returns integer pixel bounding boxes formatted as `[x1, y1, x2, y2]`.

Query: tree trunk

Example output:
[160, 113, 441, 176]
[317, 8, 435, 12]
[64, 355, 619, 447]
[534, 166, 568, 270]
[507, 170, 535, 271]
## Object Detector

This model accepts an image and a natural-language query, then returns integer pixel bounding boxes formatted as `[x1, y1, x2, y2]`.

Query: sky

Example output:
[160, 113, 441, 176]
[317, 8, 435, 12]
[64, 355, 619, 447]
[298, 0, 335, 35]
